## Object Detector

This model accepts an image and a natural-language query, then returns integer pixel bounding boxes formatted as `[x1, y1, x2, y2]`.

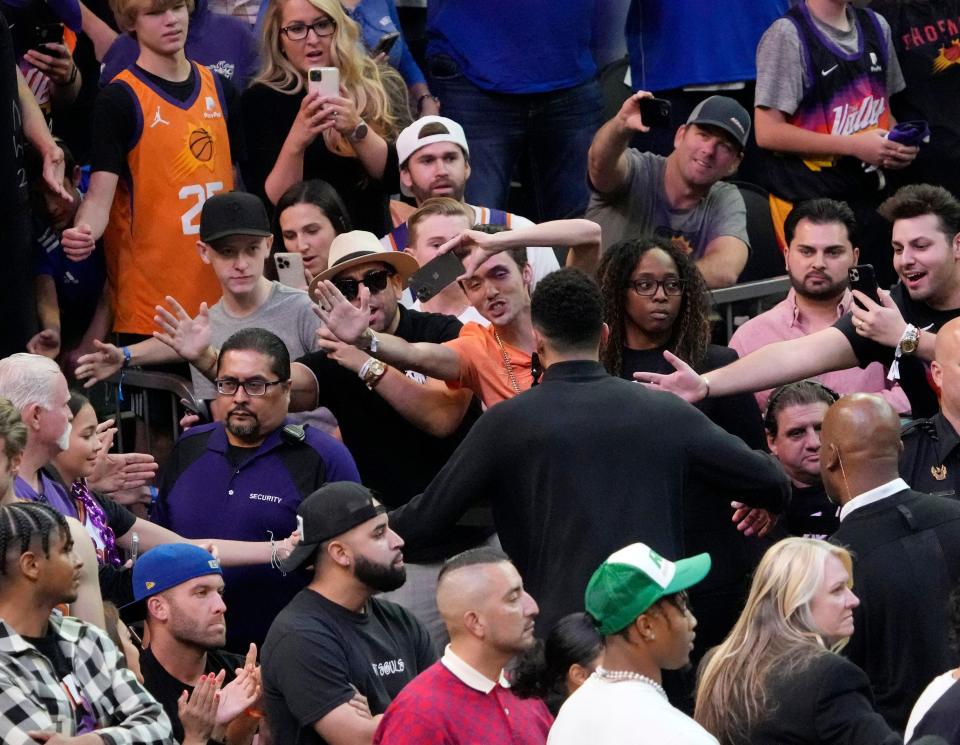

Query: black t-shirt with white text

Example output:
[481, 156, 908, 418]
[261, 589, 435, 745]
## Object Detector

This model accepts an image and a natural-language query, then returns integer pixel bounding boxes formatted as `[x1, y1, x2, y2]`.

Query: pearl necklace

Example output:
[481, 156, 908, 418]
[593, 666, 667, 698]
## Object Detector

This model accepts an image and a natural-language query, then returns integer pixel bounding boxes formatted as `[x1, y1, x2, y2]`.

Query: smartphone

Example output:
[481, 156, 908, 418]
[638, 97, 672, 128]
[32, 23, 64, 54]
[274, 252, 308, 290]
[372, 32, 400, 57]
[130, 532, 140, 563]
[408, 251, 465, 304]
[848, 264, 881, 309]
[308, 67, 339, 99]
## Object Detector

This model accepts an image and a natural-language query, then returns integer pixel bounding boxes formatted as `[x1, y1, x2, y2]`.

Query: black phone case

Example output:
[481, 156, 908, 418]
[408, 252, 465, 304]
[848, 264, 881, 307]
[639, 97, 672, 128]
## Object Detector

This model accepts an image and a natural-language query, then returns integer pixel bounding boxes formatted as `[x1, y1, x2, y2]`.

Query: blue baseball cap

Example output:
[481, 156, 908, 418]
[130, 544, 223, 604]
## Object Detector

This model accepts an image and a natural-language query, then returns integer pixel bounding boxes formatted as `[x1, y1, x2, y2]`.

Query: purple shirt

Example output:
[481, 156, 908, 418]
[99, 0, 258, 88]
[729, 288, 911, 413]
[155, 419, 360, 649]
[14, 472, 77, 519]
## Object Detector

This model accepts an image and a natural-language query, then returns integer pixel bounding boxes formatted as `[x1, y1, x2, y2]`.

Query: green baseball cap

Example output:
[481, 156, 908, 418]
[585, 543, 711, 635]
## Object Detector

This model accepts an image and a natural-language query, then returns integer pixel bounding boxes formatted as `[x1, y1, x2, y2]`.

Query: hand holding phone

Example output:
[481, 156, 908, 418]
[274, 252, 308, 290]
[638, 97, 672, 128]
[848, 264, 881, 310]
[308, 67, 340, 99]
[408, 252, 466, 304]
[372, 32, 400, 57]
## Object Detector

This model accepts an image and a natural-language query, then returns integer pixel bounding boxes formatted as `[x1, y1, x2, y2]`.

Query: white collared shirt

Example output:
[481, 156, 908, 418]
[839, 478, 910, 522]
[440, 645, 510, 694]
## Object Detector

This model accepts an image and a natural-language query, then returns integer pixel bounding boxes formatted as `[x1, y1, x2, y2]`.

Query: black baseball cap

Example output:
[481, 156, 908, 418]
[282, 482, 387, 572]
[686, 95, 751, 151]
[199, 191, 272, 244]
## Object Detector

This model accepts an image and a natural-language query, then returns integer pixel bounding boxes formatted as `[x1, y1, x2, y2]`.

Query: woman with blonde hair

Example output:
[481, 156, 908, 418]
[695, 537, 943, 745]
[241, 0, 406, 234]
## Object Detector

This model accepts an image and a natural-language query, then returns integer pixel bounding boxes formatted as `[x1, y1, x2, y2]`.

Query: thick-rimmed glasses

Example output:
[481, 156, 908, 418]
[215, 378, 287, 396]
[333, 268, 396, 301]
[280, 18, 336, 40]
[625, 278, 686, 296]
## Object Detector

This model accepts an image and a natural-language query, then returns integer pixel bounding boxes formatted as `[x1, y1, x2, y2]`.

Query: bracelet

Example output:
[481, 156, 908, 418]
[358, 358, 376, 381]
[121, 346, 132, 368]
[62, 64, 78, 86]
[416, 93, 440, 113]
[702, 375, 711, 399]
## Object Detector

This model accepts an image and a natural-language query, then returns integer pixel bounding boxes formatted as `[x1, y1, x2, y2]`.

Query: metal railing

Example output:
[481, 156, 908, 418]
[107, 369, 203, 453]
[710, 275, 791, 340]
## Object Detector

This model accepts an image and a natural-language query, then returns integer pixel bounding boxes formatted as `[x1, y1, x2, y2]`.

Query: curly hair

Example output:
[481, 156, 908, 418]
[254, 0, 406, 153]
[597, 236, 711, 377]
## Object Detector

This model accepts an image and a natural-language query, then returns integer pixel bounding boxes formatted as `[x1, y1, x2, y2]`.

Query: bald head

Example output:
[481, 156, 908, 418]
[436, 548, 538, 657]
[820, 394, 903, 503]
[934, 318, 960, 423]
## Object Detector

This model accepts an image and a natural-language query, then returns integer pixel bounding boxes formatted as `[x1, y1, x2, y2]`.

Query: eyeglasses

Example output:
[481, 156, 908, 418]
[280, 18, 336, 40]
[333, 268, 396, 301]
[215, 378, 287, 396]
[626, 278, 686, 296]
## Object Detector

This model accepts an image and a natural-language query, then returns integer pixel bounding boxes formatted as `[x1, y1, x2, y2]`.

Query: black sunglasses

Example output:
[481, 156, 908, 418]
[333, 268, 396, 301]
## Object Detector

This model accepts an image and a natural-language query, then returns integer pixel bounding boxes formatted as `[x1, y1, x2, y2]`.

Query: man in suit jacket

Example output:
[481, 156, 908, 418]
[824, 393, 960, 732]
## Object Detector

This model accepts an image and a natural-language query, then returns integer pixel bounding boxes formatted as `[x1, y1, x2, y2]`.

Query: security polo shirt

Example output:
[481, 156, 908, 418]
[154, 420, 360, 651]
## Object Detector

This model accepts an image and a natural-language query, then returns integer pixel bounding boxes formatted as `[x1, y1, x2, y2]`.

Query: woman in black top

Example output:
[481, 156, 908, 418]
[695, 537, 944, 745]
[597, 235, 766, 674]
[241, 0, 405, 234]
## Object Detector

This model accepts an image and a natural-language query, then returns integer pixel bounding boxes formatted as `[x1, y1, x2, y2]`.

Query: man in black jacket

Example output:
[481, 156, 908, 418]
[390, 269, 790, 634]
[825, 393, 960, 732]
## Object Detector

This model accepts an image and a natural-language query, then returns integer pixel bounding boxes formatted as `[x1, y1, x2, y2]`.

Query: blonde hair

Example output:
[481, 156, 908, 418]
[109, 0, 195, 34]
[254, 0, 406, 155]
[407, 197, 474, 247]
[694, 538, 854, 743]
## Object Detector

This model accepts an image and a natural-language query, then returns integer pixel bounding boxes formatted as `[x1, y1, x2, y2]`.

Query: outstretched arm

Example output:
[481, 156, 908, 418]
[635, 326, 858, 402]
[314, 284, 463, 381]
[588, 90, 654, 194]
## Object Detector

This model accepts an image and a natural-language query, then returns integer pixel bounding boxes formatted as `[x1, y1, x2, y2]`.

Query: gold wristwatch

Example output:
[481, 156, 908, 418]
[361, 358, 388, 389]
[899, 325, 920, 355]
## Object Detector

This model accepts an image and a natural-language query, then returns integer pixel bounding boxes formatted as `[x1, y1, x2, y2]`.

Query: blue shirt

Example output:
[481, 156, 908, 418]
[426, 0, 597, 93]
[626, 0, 788, 92]
[345, 0, 426, 87]
[155, 420, 360, 649]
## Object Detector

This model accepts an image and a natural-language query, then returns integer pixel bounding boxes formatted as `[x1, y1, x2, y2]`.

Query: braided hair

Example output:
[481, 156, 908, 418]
[598, 236, 711, 377]
[0, 503, 70, 577]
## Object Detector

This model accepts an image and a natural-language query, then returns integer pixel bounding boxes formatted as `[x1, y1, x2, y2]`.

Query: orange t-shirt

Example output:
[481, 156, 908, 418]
[103, 63, 233, 334]
[444, 322, 533, 407]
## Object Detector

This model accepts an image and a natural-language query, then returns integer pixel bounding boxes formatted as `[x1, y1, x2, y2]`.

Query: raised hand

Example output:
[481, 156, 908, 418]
[313, 281, 371, 345]
[74, 340, 125, 387]
[153, 297, 211, 363]
[615, 90, 656, 134]
[88, 444, 159, 494]
[632, 350, 709, 403]
[314, 325, 369, 374]
[179, 672, 224, 745]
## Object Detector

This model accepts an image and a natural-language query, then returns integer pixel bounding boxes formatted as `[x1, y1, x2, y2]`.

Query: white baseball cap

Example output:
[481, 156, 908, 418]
[396, 116, 470, 167]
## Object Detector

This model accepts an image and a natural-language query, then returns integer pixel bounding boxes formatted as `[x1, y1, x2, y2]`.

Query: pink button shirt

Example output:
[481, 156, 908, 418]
[729, 288, 911, 414]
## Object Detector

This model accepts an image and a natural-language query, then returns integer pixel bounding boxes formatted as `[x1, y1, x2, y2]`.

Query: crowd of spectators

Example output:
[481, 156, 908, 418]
[5, 0, 960, 743]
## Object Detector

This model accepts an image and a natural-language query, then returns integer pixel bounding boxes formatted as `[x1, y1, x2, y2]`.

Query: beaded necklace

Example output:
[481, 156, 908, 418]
[593, 666, 667, 699]
[70, 479, 122, 567]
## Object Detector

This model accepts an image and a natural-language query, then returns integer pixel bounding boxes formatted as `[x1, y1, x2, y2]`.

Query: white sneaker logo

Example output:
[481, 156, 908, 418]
[150, 106, 170, 128]
[821, 65, 839, 76]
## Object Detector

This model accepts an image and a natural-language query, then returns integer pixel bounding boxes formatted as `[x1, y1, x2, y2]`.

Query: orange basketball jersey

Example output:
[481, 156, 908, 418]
[103, 63, 234, 334]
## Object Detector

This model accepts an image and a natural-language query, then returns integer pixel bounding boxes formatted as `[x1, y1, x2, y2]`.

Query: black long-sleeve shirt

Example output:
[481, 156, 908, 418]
[390, 360, 790, 633]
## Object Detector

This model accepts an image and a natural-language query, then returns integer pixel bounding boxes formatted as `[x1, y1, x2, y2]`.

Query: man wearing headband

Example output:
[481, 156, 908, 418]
[261, 482, 435, 745]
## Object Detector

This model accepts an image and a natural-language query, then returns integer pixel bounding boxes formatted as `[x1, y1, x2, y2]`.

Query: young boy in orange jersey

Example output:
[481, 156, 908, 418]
[61, 0, 243, 352]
